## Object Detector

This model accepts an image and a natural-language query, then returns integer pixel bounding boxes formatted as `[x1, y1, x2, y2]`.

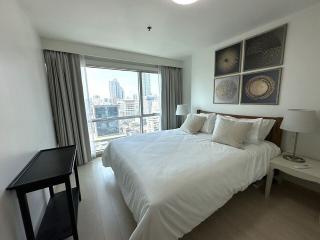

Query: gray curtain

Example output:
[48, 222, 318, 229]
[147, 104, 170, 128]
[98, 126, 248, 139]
[43, 50, 91, 165]
[160, 66, 183, 130]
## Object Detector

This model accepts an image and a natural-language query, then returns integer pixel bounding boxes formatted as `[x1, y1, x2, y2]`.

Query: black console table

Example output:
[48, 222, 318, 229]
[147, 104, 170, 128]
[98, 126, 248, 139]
[7, 145, 81, 240]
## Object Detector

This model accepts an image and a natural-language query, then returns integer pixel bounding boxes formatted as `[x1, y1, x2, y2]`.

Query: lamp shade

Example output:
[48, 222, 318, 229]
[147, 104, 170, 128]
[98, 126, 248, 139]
[280, 109, 318, 133]
[176, 104, 189, 116]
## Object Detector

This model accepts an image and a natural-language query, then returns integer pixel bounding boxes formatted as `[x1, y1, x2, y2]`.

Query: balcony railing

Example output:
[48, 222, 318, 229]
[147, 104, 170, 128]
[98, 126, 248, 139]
[89, 114, 161, 155]
[91, 113, 160, 123]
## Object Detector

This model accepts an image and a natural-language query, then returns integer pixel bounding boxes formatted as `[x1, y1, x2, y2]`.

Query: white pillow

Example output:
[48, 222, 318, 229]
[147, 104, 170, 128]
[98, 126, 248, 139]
[196, 113, 217, 133]
[180, 114, 206, 134]
[259, 119, 276, 140]
[222, 116, 263, 144]
[212, 115, 253, 148]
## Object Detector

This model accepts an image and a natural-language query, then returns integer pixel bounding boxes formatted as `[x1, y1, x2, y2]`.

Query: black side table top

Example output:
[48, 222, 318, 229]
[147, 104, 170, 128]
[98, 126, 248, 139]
[7, 145, 76, 191]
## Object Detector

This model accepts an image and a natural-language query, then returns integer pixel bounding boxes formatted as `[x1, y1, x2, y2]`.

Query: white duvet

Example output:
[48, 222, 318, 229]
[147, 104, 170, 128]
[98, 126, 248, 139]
[102, 129, 280, 240]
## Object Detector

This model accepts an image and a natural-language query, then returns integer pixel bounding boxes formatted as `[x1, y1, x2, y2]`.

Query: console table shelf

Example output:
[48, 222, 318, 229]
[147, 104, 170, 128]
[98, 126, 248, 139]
[7, 145, 81, 240]
[36, 188, 79, 240]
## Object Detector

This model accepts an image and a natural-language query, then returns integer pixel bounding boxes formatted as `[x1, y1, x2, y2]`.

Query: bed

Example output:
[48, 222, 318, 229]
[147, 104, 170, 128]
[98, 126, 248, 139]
[102, 110, 283, 240]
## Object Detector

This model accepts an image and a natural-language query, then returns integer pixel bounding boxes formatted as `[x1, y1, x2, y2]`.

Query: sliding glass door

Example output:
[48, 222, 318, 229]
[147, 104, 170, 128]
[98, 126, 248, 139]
[84, 67, 161, 155]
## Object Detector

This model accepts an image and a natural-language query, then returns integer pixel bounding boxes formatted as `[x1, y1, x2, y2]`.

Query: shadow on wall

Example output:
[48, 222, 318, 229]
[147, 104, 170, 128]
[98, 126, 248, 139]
[0, 190, 24, 239]
[0, 189, 48, 240]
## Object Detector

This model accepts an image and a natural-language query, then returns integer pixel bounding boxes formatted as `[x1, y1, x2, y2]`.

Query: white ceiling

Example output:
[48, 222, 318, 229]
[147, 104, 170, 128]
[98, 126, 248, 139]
[18, 0, 319, 59]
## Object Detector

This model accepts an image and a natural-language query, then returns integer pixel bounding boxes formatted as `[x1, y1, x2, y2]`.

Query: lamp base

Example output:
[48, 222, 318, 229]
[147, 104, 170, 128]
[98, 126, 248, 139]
[282, 154, 305, 163]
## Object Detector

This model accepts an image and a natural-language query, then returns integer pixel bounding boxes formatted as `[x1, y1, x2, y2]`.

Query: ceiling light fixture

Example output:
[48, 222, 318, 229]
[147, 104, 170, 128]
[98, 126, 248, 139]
[172, 0, 199, 5]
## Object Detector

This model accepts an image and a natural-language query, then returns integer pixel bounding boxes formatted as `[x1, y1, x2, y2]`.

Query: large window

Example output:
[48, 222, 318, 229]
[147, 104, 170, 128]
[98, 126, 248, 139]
[84, 67, 161, 154]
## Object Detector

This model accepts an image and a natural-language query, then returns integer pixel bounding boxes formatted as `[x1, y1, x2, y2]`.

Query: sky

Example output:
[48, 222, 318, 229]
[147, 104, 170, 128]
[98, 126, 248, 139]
[85, 67, 160, 99]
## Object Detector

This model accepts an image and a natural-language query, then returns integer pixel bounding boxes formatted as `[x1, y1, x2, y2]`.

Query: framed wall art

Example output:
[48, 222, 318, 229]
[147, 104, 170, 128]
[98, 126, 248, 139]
[244, 24, 287, 71]
[240, 68, 282, 105]
[214, 42, 242, 77]
[214, 75, 240, 104]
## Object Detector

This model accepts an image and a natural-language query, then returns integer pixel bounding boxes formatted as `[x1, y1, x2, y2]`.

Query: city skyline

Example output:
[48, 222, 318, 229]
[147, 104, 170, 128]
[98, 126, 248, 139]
[86, 67, 160, 99]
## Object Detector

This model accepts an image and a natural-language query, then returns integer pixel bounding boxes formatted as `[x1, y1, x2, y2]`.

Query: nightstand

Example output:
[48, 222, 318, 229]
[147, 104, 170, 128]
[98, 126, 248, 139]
[265, 155, 320, 198]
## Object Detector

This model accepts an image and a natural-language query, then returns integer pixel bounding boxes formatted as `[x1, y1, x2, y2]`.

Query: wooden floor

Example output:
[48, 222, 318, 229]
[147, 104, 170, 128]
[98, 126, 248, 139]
[64, 159, 320, 240]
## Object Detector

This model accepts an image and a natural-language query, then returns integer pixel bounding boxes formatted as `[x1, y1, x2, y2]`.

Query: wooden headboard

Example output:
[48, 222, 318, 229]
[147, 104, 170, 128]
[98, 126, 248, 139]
[197, 109, 283, 148]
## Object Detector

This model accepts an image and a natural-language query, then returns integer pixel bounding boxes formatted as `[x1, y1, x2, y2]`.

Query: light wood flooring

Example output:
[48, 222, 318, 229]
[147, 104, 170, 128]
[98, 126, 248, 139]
[63, 159, 320, 240]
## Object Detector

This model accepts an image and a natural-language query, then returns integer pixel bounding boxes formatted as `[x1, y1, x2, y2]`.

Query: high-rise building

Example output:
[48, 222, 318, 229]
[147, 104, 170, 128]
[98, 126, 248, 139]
[142, 74, 152, 96]
[92, 95, 103, 105]
[109, 79, 124, 100]
[119, 99, 139, 116]
[146, 116, 160, 132]
[94, 105, 119, 137]
[143, 96, 154, 114]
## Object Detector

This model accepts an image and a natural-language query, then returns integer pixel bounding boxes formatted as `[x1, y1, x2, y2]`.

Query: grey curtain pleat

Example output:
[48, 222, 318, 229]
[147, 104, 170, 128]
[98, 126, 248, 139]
[43, 50, 91, 165]
[160, 66, 183, 130]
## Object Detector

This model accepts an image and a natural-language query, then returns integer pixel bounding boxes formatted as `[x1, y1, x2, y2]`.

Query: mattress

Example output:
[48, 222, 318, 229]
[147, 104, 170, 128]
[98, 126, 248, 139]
[102, 129, 280, 240]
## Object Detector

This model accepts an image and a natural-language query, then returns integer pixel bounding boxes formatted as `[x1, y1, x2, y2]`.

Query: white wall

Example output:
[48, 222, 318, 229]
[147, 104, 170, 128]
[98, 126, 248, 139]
[182, 56, 192, 111]
[0, 0, 56, 239]
[188, 3, 320, 160]
[41, 38, 183, 68]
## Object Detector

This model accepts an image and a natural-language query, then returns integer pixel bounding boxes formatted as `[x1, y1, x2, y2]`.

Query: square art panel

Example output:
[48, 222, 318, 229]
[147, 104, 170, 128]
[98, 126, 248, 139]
[244, 25, 287, 71]
[215, 42, 242, 77]
[214, 75, 240, 104]
[241, 69, 282, 105]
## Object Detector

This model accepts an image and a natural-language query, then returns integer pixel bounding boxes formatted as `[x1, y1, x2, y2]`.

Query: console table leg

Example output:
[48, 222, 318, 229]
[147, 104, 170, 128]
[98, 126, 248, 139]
[49, 186, 54, 198]
[65, 178, 79, 240]
[17, 191, 35, 240]
[74, 163, 81, 201]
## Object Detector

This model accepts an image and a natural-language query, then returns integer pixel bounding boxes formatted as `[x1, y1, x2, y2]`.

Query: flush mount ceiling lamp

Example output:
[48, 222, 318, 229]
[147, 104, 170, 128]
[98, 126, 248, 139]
[172, 0, 199, 5]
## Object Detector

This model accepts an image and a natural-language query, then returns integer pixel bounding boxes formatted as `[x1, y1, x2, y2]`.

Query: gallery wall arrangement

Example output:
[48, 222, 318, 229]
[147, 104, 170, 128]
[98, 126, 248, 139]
[213, 24, 287, 105]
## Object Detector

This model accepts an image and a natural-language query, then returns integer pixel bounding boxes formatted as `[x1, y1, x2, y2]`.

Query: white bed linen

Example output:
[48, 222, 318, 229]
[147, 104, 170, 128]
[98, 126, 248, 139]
[102, 129, 280, 240]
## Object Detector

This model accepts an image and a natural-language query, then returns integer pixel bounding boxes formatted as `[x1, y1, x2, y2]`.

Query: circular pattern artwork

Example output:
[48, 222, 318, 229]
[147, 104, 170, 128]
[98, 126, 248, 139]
[217, 48, 239, 74]
[214, 76, 240, 104]
[245, 75, 275, 100]
[215, 43, 242, 77]
[244, 25, 287, 71]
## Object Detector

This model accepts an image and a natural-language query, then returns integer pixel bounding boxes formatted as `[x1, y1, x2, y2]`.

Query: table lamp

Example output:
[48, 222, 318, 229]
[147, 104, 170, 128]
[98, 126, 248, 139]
[176, 104, 189, 116]
[280, 109, 318, 163]
[176, 104, 189, 127]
